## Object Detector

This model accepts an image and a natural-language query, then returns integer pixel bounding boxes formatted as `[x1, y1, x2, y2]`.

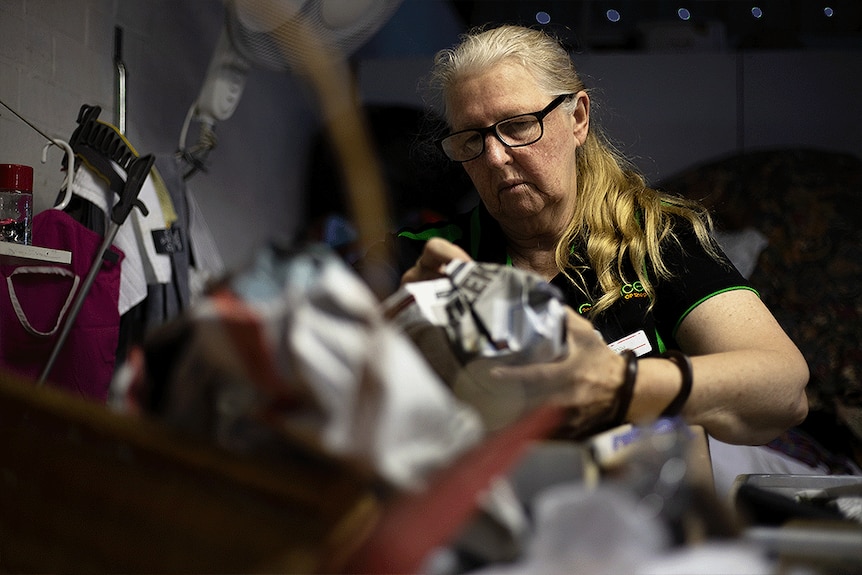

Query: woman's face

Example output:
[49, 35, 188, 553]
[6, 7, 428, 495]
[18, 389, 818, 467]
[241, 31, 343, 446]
[446, 61, 589, 244]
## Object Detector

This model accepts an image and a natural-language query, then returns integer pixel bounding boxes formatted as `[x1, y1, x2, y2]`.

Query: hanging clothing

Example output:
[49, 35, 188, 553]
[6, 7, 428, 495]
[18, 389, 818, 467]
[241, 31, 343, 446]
[144, 154, 224, 326]
[0, 209, 123, 401]
[68, 161, 171, 316]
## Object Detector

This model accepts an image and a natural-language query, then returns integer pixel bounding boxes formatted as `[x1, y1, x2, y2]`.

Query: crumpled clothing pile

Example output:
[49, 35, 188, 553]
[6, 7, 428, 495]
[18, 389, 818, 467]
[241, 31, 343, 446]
[111, 243, 484, 490]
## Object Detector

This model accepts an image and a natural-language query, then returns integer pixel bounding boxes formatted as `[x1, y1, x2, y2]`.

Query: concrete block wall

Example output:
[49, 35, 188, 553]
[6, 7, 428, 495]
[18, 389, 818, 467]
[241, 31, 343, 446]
[0, 0, 117, 213]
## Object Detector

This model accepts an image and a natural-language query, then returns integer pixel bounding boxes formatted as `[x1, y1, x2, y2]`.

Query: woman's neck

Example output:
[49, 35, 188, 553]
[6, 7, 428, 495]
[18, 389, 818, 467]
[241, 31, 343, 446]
[507, 242, 560, 281]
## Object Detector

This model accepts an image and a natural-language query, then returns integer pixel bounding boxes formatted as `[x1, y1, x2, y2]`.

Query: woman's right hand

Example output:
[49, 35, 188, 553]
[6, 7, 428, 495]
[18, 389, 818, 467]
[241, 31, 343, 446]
[400, 237, 473, 285]
[485, 307, 629, 437]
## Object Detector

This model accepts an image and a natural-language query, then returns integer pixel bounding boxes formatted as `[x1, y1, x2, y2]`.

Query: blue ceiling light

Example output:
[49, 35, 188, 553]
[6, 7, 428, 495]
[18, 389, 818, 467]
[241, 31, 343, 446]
[823, 6, 834, 17]
[535, 11, 551, 25]
[751, 6, 763, 19]
[678, 8, 691, 21]
[606, 9, 621, 23]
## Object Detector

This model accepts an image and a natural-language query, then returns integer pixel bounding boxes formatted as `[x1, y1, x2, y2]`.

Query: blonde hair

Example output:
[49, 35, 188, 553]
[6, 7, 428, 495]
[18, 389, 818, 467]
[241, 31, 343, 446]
[426, 24, 721, 315]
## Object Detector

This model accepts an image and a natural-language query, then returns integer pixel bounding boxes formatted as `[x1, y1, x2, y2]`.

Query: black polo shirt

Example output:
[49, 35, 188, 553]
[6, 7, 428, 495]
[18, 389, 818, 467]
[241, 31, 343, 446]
[390, 204, 754, 357]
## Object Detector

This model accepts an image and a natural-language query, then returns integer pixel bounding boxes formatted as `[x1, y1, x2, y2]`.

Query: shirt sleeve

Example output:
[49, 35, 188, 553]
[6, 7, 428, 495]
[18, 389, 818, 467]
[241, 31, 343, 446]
[651, 218, 756, 340]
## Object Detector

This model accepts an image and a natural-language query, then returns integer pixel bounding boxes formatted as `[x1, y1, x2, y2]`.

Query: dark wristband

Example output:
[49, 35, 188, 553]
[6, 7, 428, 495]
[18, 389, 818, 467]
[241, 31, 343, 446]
[612, 350, 638, 427]
[661, 350, 693, 417]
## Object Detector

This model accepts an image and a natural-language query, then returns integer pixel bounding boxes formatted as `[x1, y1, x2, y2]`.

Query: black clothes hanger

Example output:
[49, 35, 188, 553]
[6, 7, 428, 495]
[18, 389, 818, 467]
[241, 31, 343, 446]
[39, 104, 155, 385]
[67, 104, 153, 228]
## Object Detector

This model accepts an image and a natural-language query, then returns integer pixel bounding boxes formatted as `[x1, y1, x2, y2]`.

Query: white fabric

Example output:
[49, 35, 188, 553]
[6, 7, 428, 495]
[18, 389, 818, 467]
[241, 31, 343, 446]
[70, 165, 146, 314]
[708, 435, 830, 501]
[185, 185, 224, 304]
[207, 246, 485, 490]
[467, 482, 776, 575]
[70, 164, 172, 314]
[131, 173, 172, 285]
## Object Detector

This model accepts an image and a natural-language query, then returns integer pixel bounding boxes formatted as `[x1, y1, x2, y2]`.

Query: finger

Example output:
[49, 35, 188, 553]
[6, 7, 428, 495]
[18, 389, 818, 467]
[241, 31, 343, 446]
[564, 306, 594, 333]
[423, 237, 472, 272]
[489, 360, 563, 389]
[400, 256, 448, 285]
[562, 307, 610, 354]
[402, 238, 471, 285]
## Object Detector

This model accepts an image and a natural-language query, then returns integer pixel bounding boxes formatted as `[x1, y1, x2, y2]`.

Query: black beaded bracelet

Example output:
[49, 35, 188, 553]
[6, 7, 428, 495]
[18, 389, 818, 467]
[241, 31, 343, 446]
[612, 350, 638, 427]
[660, 350, 693, 417]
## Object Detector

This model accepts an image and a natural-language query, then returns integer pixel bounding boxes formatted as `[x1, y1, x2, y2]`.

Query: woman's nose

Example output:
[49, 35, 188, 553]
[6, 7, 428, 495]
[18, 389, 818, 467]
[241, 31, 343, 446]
[482, 132, 512, 166]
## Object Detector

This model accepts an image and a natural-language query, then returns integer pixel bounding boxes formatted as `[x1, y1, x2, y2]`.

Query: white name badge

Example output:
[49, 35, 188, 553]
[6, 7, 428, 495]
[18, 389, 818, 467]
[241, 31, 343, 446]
[608, 329, 652, 357]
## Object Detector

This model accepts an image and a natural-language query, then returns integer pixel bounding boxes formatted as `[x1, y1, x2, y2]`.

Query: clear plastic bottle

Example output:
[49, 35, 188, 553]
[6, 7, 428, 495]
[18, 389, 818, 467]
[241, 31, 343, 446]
[0, 163, 33, 245]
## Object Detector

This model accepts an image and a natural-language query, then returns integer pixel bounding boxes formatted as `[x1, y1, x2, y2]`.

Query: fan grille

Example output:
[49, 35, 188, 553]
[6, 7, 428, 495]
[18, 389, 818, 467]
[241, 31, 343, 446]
[226, 0, 403, 71]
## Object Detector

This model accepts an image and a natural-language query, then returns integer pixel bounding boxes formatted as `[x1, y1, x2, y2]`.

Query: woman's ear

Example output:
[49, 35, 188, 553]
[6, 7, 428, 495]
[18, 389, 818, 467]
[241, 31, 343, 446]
[572, 91, 590, 146]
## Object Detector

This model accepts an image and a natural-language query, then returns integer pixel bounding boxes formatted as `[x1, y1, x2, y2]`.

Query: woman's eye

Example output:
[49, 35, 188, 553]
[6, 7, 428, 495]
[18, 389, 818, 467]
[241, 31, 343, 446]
[462, 133, 482, 151]
[502, 118, 537, 140]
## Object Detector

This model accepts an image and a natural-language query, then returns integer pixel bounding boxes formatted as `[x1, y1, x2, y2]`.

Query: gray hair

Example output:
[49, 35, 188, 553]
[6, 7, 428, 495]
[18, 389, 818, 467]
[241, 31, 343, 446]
[424, 25, 586, 125]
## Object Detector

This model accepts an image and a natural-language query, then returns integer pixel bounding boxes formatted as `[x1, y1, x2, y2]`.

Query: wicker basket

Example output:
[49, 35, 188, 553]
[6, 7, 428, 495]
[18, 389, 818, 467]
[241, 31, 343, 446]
[0, 370, 380, 574]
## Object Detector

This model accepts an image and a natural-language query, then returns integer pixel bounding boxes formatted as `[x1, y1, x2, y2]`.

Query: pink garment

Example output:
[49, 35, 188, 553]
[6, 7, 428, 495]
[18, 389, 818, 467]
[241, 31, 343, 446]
[0, 209, 123, 402]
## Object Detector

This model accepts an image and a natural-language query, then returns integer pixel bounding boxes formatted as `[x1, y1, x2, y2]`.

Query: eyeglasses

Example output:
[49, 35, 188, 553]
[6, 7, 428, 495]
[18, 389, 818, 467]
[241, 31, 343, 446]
[437, 93, 574, 163]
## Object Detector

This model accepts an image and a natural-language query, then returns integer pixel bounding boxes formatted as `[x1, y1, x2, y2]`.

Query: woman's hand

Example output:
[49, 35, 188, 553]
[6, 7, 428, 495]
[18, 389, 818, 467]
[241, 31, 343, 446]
[401, 237, 473, 285]
[486, 307, 629, 438]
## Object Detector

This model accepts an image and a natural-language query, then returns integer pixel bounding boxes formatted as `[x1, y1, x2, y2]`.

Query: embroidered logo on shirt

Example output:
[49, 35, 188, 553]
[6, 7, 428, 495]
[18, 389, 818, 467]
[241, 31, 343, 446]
[621, 281, 647, 299]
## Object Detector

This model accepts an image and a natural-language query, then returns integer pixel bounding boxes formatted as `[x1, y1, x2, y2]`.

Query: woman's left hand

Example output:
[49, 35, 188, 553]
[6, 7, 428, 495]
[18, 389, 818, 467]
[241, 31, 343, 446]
[401, 237, 473, 285]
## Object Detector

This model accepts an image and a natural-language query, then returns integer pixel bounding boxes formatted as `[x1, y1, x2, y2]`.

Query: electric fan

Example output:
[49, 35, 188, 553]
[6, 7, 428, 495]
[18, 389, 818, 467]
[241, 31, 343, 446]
[179, 0, 403, 286]
[180, 0, 403, 173]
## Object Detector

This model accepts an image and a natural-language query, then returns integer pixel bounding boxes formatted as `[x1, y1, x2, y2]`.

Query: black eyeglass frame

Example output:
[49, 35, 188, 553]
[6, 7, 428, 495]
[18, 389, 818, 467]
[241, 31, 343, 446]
[437, 93, 575, 163]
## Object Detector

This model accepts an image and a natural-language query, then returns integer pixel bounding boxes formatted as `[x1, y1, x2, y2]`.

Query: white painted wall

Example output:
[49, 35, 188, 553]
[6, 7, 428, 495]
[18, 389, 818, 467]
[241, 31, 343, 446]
[358, 49, 862, 184]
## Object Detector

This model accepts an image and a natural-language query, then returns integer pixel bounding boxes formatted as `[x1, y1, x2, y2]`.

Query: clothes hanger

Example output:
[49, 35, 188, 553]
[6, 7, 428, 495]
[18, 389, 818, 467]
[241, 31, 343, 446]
[38, 104, 155, 385]
[68, 104, 152, 207]
[41, 138, 76, 210]
[2, 97, 77, 211]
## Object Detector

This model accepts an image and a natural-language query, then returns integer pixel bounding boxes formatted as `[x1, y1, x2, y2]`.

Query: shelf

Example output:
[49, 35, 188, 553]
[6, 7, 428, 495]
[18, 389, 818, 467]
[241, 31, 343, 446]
[0, 241, 72, 265]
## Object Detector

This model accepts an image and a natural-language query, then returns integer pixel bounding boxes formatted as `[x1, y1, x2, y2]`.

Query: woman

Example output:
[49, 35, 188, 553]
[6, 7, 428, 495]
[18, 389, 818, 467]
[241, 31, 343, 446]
[385, 24, 808, 445]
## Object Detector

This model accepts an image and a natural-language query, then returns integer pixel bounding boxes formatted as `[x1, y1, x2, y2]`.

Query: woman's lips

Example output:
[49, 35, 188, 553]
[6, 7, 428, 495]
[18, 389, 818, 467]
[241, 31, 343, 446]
[499, 180, 528, 193]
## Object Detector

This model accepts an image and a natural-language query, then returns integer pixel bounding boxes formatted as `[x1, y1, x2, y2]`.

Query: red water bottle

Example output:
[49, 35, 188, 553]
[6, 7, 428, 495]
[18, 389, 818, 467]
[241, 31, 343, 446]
[0, 163, 34, 245]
